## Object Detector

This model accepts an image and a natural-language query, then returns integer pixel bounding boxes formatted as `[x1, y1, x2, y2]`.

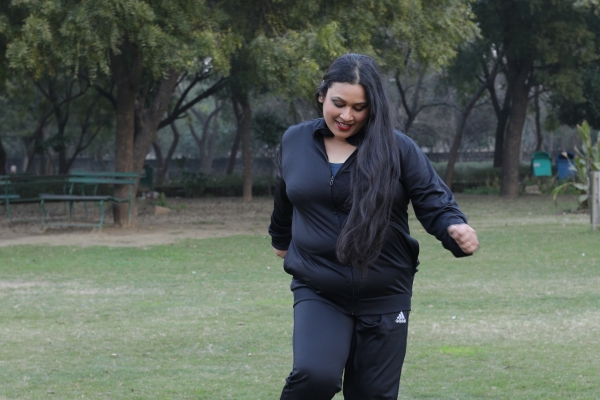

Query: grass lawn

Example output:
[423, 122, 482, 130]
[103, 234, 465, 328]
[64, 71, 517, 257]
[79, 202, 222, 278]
[1, 194, 599, 399]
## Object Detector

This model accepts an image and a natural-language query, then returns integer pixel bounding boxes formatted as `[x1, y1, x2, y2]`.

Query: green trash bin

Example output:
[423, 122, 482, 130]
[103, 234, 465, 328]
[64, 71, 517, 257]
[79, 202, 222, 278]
[531, 151, 552, 177]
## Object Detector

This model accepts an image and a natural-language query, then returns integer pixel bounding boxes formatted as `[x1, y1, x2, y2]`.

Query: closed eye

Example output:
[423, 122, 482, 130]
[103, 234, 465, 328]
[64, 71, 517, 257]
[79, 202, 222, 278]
[332, 101, 367, 112]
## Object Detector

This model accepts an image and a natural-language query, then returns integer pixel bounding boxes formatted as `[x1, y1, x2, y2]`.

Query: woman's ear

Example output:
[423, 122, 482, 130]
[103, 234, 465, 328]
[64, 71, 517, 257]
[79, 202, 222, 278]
[318, 93, 324, 103]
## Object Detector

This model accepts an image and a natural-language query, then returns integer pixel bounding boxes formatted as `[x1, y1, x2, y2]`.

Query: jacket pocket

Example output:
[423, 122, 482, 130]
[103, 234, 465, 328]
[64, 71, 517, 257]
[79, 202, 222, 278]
[282, 241, 296, 275]
[388, 224, 420, 271]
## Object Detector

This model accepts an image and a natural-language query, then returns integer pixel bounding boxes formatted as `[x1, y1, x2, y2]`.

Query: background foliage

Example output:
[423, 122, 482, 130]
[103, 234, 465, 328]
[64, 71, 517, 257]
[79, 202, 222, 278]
[1, 0, 599, 205]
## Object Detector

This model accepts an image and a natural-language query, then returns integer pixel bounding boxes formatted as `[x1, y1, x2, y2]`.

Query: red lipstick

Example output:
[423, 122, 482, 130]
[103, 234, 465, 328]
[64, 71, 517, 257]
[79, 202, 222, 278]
[336, 121, 352, 131]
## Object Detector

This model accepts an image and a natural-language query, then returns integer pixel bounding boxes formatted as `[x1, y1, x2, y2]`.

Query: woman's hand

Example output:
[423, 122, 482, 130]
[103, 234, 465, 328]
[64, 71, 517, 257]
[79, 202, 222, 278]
[273, 247, 288, 258]
[448, 224, 479, 254]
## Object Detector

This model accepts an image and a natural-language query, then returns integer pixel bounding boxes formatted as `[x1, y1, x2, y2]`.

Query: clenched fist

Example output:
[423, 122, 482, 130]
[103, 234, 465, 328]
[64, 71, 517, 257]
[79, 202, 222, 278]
[448, 224, 479, 254]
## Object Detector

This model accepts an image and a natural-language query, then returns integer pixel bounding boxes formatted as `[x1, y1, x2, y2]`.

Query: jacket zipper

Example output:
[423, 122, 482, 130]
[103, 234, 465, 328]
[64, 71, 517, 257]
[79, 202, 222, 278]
[314, 133, 356, 314]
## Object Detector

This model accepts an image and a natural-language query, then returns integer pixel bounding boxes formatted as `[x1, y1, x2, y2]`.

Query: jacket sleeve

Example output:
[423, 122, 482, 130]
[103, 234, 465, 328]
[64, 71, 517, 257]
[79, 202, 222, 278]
[400, 137, 469, 258]
[268, 144, 293, 250]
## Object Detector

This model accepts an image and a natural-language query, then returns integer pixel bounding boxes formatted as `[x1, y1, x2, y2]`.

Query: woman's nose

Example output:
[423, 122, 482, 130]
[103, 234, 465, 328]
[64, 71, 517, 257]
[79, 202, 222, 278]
[340, 108, 354, 121]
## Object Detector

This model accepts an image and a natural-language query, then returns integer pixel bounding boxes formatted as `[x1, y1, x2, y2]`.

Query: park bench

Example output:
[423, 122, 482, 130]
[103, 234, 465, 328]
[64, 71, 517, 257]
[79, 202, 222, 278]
[1, 174, 70, 221]
[39, 171, 139, 229]
[1, 171, 138, 229]
[0, 176, 21, 218]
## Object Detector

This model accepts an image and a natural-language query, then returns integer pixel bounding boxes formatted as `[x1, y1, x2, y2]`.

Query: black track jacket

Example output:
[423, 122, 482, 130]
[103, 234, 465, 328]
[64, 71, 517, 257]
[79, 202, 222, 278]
[269, 118, 469, 315]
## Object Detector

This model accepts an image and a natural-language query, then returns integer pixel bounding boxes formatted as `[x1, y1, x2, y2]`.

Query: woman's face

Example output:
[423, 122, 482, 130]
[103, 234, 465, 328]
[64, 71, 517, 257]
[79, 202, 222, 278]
[319, 82, 369, 141]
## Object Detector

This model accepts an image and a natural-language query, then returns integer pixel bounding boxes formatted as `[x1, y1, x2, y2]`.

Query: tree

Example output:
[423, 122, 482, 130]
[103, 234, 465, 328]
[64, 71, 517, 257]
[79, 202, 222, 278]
[192, 98, 224, 175]
[374, 0, 479, 135]
[221, 0, 479, 201]
[441, 40, 503, 188]
[147, 73, 227, 185]
[4, 0, 481, 207]
[0, 77, 48, 173]
[444, 50, 499, 189]
[0, 69, 115, 176]
[34, 72, 114, 174]
[550, 7, 600, 130]
[474, 0, 597, 197]
[4, 0, 232, 224]
[552, 64, 600, 129]
[394, 65, 452, 134]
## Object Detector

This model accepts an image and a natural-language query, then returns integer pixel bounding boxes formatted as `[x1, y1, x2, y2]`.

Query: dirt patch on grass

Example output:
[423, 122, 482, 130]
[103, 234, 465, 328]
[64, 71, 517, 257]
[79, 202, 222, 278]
[0, 280, 48, 289]
[0, 197, 274, 248]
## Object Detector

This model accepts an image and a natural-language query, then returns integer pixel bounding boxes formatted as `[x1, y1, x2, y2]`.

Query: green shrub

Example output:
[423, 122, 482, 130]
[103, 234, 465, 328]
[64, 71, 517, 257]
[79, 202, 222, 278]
[155, 192, 170, 208]
[430, 161, 571, 195]
[459, 172, 501, 195]
[176, 173, 275, 198]
[430, 161, 505, 193]
[178, 171, 209, 197]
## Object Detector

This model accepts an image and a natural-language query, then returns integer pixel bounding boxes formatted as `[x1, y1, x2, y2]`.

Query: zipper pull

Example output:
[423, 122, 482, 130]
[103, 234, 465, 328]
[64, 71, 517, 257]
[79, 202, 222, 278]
[330, 175, 335, 186]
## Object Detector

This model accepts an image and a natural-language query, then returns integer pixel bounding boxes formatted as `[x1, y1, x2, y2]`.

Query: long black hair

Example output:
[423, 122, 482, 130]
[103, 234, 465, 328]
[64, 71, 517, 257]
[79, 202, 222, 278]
[316, 53, 400, 274]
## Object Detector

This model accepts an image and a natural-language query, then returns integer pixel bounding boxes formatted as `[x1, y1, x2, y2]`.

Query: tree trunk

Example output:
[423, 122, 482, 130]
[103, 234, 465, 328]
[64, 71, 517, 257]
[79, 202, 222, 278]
[445, 83, 488, 188]
[395, 69, 425, 134]
[132, 70, 180, 183]
[231, 91, 253, 202]
[38, 125, 52, 175]
[54, 104, 69, 174]
[487, 78, 511, 169]
[152, 141, 165, 186]
[534, 86, 543, 152]
[205, 106, 219, 174]
[110, 46, 142, 226]
[226, 128, 242, 176]
[25, 125, 46, 173]
[63, 97, 105, 174]
[109, 45, 179, 227]
[500, 59, 533, 197]
[188, 122, 204, 159]
[492, 108, 509, 168]
[58, 148, 67, 174]
[241, 101, 253, 202]
[485, 63, 511, 169]
[190, 103, 222, 174]
[159, 123, 181, 183]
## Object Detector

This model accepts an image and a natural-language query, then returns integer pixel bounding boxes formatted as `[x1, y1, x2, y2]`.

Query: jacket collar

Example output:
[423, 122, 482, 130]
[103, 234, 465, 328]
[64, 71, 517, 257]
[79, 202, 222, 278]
[312, 118, 366, 147]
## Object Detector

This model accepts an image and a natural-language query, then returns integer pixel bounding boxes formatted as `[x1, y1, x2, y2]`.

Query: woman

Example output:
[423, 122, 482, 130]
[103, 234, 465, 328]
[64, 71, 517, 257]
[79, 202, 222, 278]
[269, 53, 479, 400]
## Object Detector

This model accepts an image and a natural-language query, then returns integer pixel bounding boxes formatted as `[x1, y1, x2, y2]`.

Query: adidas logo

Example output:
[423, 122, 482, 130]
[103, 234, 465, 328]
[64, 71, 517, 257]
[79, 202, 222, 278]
[395, 312, 406, 324]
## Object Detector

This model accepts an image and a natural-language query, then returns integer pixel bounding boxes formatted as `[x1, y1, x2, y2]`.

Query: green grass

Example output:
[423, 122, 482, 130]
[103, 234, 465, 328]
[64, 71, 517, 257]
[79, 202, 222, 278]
[404, 195, 599, 399]
[1, 194, 599, 399]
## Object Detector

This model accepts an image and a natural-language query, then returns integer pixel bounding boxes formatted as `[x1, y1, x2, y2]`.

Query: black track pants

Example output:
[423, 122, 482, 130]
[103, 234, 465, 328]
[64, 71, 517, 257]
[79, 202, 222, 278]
[280, 300, 410, 400]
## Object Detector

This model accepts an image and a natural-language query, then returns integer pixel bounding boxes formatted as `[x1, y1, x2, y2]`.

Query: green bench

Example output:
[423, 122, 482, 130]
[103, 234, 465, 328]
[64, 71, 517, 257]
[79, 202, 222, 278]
[0, 175, 21, 207]
[2, 171, 139, 229]
[40, 171, 139, 229]
[1, 174, 70, 221]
